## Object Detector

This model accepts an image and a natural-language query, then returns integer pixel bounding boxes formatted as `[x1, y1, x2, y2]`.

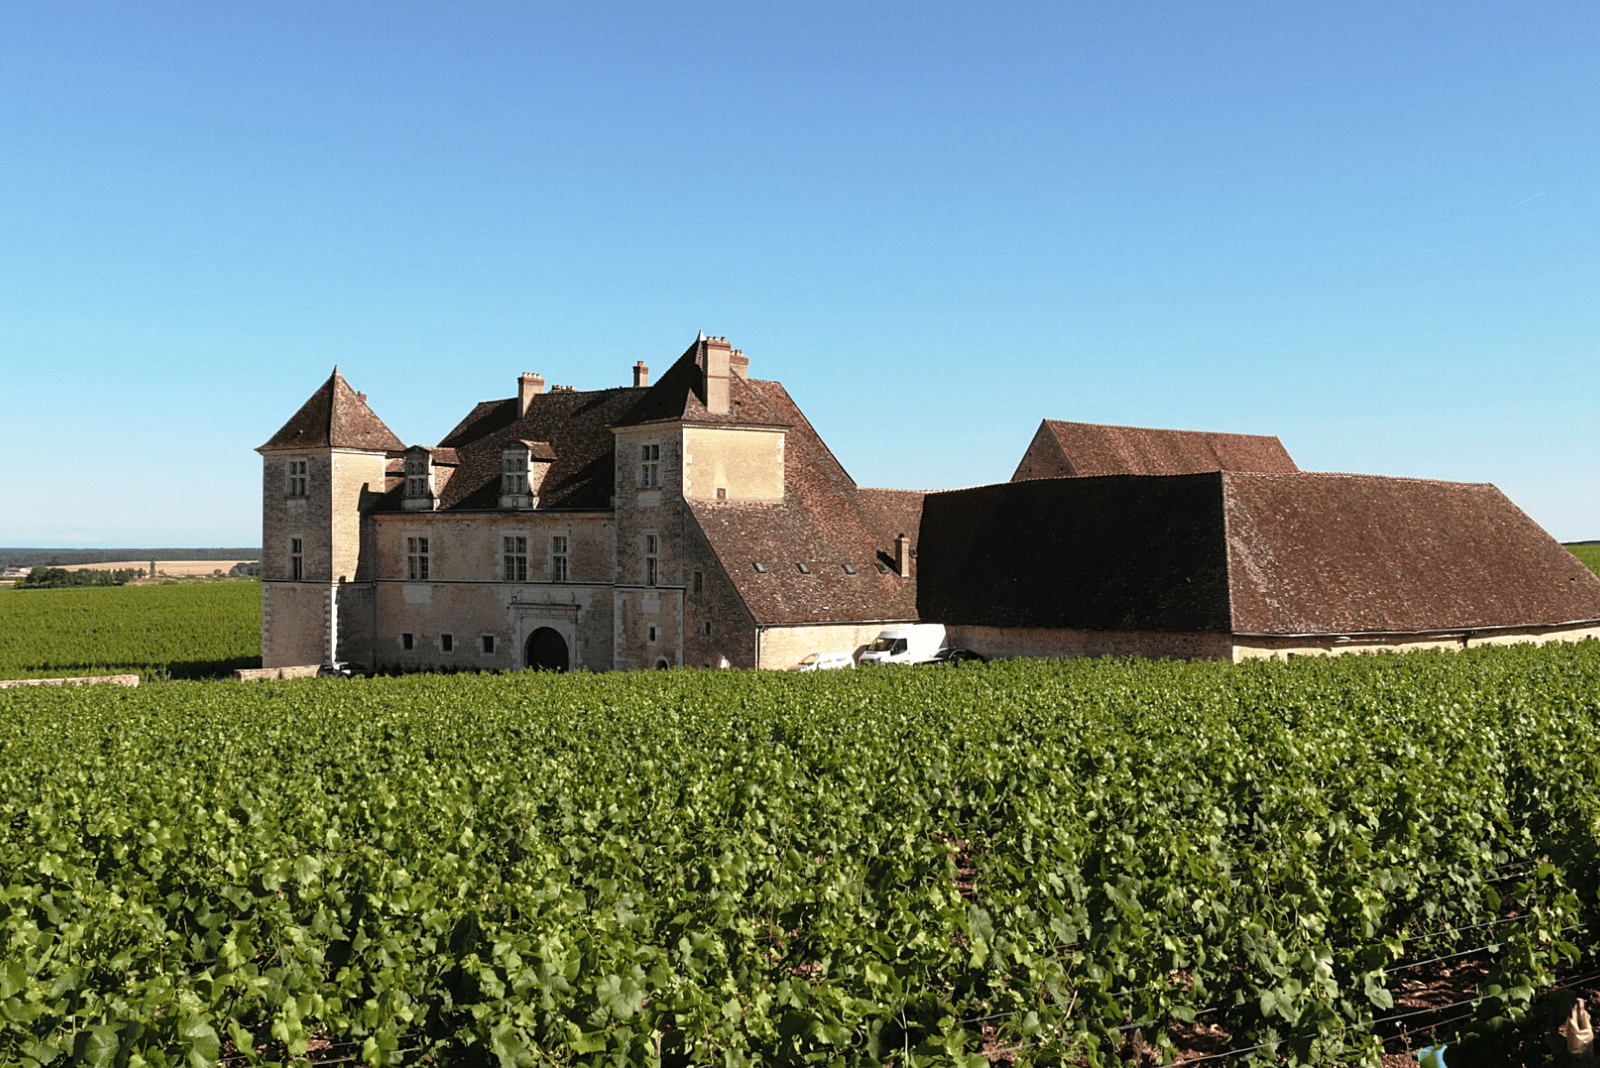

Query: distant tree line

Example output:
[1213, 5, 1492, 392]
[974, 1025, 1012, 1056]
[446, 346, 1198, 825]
[0, 547, 260, 568]
[17, 567, 144, 589]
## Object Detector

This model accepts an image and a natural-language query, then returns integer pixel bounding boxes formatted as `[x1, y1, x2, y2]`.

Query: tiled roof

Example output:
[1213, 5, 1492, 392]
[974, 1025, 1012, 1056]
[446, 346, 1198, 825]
[429, 388, 648, 510]
[1223, 472, 1600, 634]
[258, 369, 404, 453]
[919, 472, 1600, 636]
[613, 337, 792, 428]
[1014, 419, 1298, 479]
[688, 380, 922, 625]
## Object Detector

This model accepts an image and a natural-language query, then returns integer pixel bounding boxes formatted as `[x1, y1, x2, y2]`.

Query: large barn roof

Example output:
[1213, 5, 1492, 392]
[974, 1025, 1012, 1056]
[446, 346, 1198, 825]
[1013, 419, 1298, 480]
[919, 471, 1600, 637]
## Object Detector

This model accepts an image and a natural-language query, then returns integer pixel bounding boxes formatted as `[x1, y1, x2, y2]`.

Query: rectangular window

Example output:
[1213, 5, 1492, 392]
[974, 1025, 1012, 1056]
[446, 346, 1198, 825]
[405, 455, 431, 500]
[502, 536, 528, 581]
[551, 535, 568, 582]
[407, 536, 430, 581]
[441, 633, 454, 653]
[481, 635, 495, 654]
[644, 533, 658, 586]
[502, 455, 527, 496]
[647, 624, 659, 645]
[703, 620, 712, 636]
[401, 632, 414, 650]
[640, 443, 660, 488]
[692, 570, 703, 593]
[290, 538, 303, 581]
[287, 459, 308, 497]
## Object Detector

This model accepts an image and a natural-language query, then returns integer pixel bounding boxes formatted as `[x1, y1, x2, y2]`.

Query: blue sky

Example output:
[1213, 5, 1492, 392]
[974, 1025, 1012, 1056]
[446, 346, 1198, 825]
[2, 1, 1595, 545]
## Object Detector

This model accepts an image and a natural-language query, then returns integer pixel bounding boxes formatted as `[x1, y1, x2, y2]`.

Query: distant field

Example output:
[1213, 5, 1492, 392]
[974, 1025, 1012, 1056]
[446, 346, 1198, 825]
[69, 559, 257, 576]
[0, 580, 260, 680]
[1568, 543, 1600, 576]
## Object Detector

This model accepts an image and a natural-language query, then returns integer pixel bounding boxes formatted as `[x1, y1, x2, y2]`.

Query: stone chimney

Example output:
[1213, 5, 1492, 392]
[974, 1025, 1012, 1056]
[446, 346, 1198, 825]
[633, 361, 649, 388]
[894, 533, 912, 577]
[517, 373, 545, 417]
[703, 336, 732, 415]
[730, 349, 749, 380]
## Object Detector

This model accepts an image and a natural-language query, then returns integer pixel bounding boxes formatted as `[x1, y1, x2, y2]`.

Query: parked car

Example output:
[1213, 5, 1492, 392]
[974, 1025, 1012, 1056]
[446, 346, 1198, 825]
[791, 651, 856, 671]
[316, 662, 355, 678]
[922, 647, 988, 667]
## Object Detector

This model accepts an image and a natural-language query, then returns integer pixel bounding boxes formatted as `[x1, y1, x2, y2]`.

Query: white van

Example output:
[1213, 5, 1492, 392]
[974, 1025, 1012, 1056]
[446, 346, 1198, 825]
[857, 624, 948, 665]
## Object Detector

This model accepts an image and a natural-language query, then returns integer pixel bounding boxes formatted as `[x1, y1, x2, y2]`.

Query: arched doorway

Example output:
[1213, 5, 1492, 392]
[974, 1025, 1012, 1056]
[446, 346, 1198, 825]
[524, 627, 569, 672]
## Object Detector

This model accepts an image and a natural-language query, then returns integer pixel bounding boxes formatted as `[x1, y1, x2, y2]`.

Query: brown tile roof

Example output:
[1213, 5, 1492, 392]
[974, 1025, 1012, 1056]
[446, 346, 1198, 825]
[919, 472, 1600, 637]
[688, 380, 922, 625]
[1015, 419, 1298, 479]
[614, 337, 792, 428]
[1223, 472, 1600, 634]
[429, 387, 648, 510]
[258, 369, 404, 453]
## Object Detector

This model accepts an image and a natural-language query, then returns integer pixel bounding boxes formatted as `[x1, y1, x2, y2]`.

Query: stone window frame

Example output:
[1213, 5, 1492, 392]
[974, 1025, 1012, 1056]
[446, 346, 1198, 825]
[406, 535, 430, 581]
[647, 624, 659, 646]
[286, 458, 308, 497]
[639, 443, 661, 489]
[643, 532, 659, 586]
[502, 534, 529, 582]
[481, 634, 496, 654]
[404, 454, 433, 502]
[440, 633, 455, 654]
[501, 452, 529, 497]
[550, 534, 569, 583]
[290, 537, 304, 581]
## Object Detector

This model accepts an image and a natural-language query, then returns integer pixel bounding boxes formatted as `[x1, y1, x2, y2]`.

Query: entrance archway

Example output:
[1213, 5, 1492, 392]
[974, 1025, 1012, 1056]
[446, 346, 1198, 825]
[524, 627, 569, 672]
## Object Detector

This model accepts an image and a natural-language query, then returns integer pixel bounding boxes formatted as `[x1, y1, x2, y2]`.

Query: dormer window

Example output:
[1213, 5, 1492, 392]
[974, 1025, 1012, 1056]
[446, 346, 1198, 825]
[286, 459, 308, 497]
[499, 441, 554, 510]
[502, 455, 528, 496]
[403, 451, 435, 511]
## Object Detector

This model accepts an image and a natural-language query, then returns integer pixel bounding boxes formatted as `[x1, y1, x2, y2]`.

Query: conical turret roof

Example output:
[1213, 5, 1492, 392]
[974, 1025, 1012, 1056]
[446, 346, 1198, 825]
[258, 368, 404, 452]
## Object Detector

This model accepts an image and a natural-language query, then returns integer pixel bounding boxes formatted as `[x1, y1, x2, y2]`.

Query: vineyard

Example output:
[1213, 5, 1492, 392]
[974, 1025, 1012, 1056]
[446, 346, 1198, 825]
[1567, 544, 1600, 578]
[4, 644, 1600, 1066]
[0, 580, 261, 681]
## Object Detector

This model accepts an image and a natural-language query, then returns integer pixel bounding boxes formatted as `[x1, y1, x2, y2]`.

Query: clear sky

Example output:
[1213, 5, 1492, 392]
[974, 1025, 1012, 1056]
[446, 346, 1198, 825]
[2, 1, 1595, 545]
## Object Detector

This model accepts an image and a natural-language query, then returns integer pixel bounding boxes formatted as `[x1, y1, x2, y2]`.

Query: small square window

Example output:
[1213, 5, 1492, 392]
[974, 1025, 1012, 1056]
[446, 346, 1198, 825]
[842, 563, 856, 575]
[481, 635, 496, 654]
[874, 562, 889, 574]
[401, 633, 414, 650]
[715, 487, 727, 500]
[795, 563, 810, 574]
[441, 633, 454, 653]
[752, 562, 766, 573]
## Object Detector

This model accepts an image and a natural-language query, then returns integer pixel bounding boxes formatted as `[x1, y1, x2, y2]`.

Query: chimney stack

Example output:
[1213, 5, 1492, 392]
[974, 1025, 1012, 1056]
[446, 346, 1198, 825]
[730, 349, 749, 380]
[633, 361, 650, 388]
[703, 336, 732, 414]
[517, 373, 545, 417]
[894, 533, 912, 577]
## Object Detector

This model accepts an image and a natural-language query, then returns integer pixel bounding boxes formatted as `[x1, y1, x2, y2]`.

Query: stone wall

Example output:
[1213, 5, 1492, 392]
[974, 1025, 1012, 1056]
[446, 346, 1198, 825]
[1234, 622, 1600, 661]
[946, 624, 1233, 662]
[683, 426, 785, 502]
[757, 622, 917, 670]
[261, 582, 332, 668]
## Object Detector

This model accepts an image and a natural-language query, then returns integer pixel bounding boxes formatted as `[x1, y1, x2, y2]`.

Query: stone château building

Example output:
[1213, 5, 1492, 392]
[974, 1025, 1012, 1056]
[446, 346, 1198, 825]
[257, 334, 923, 673]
